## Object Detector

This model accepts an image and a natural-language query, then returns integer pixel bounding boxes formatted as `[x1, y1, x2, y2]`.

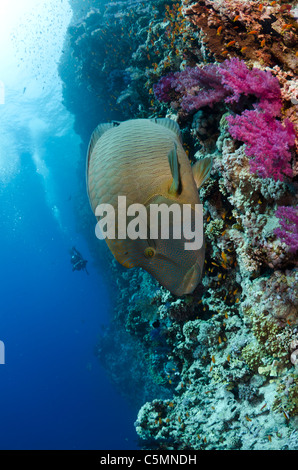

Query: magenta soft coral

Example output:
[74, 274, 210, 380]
[227, 111, 295, 181]
[220, 57, 282, 116]
[154, 58, 296, 182]
[153, 64, 228, 111]
[274, 206, 298, 253]
[154, 58, 282, 115]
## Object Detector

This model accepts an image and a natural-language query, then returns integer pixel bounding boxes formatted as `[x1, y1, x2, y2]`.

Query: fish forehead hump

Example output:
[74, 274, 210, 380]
[98, 119, 181, 166]
[88, 118, 195, 210]
[89, 119, 198, 208]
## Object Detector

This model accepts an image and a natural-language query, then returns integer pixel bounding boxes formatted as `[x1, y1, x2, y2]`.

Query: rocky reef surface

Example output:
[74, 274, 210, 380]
[59, 0, 298, 450]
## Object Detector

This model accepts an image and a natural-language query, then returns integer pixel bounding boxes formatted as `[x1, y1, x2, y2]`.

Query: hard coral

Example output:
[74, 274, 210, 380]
[185, 0, 298, 73]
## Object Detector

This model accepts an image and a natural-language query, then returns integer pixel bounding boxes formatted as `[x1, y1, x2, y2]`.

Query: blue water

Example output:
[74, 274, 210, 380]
[0, 4, 138, 450]
[0, 146, 138, 450]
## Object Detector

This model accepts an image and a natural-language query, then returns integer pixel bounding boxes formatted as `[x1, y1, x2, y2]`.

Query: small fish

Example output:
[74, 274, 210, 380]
[226, 40, 236, 47]
[221, 251, 228, 264]
[282, 409, 289, 420]
[234, 15, 240, 22]
[247, 30, 259, 35]
[240, 46, 248, 53]
[258, 4, 263, 11]
[217, 25, 223, 35]
[87, 119, 212, 296]
[282, 24, 292, 30]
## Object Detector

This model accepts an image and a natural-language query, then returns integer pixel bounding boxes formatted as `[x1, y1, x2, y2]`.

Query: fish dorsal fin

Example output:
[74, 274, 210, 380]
[87, 123, 115, 166]
[86, 122, 117, 198]
[151, 117, 183, 144]
[168, 142, 181, 195]
[192, 157, 213, 189]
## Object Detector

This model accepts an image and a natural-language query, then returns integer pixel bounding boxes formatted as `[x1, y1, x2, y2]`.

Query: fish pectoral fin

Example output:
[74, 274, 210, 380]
[192, 157, 213, 189]
[168, 143, 181, 195]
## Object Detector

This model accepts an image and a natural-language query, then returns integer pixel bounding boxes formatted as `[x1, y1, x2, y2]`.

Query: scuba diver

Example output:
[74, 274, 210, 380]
[70, 246, 89, 274]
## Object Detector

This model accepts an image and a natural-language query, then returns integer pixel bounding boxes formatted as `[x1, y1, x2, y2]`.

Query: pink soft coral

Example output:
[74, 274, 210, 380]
[154, 58, 296, 182]
[220, 58, 282, 116]
[227, 110, 295, 181]
[274, 206, 298, 253]
[154, 58, 282, 115]
[153, 65, 228, 112]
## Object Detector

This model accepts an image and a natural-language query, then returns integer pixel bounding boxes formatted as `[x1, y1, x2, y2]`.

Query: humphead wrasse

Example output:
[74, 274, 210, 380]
[87, 118, 212, 296]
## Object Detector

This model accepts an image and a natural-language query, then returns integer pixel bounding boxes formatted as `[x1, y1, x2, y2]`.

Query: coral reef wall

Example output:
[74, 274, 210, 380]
[60, 0, 298, 449]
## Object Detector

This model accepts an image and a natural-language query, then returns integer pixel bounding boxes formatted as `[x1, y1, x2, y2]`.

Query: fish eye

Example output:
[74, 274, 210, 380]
[144, 247, 156, 259]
